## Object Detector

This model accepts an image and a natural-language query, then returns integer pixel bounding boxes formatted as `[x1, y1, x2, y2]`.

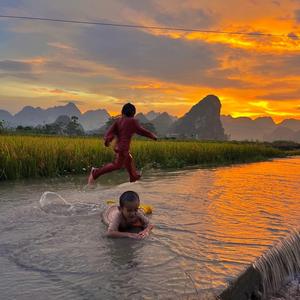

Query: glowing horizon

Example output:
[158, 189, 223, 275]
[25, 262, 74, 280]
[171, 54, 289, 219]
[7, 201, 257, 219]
[0, 0, 300, 122]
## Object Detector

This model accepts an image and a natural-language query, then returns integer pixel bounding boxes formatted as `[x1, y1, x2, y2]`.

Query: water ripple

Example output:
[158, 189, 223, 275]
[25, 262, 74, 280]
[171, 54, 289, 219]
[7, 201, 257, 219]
[0, 157, 299, 299]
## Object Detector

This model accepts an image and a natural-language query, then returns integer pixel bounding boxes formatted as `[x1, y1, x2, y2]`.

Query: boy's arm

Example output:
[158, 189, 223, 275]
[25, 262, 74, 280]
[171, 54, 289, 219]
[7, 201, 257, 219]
[106, 212, 142, 239]
[137, 211, 150, 228]
[138, 224, 154, 238]
[104, 121, 118, 146]
[106, 230, 140, 239]
[136, 211, 153, 237]
[134, 120, 157, 140]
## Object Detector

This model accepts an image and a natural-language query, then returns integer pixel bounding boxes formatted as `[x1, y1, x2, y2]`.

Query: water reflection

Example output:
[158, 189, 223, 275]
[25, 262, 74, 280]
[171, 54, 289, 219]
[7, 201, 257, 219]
[0, 157, 299, 299]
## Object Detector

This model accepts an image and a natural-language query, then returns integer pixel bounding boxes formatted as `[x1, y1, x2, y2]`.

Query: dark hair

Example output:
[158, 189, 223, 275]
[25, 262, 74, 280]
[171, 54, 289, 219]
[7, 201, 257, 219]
[121, 103, 136, 117]
[119, 191, 140, 207]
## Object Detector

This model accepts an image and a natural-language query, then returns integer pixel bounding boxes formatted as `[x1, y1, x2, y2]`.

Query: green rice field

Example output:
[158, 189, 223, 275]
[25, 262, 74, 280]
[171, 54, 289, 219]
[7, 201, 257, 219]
[0, 135, 286, 181]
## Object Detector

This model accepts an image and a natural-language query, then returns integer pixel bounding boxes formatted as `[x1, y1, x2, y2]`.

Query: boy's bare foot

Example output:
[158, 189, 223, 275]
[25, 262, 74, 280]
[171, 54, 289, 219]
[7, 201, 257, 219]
[130, 174, 141, 183]
[88, 167, 96, 185]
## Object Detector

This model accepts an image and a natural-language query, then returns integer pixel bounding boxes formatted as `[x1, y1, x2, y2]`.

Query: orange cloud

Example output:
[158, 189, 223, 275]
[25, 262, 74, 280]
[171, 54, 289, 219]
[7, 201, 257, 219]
[1, 1, 300, 122]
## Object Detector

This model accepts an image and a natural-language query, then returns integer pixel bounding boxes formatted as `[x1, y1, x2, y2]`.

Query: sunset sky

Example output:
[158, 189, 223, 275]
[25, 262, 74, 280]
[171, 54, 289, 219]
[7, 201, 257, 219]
[0, 0, 300, 122]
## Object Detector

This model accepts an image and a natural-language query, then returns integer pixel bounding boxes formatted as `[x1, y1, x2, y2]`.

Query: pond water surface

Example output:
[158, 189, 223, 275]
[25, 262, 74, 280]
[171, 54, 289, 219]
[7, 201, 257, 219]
[0, 157, 299, 299]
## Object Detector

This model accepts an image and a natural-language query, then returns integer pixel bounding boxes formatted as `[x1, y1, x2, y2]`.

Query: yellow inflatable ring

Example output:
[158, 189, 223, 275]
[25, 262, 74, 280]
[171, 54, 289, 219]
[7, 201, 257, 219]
[106, 200, 153, 214]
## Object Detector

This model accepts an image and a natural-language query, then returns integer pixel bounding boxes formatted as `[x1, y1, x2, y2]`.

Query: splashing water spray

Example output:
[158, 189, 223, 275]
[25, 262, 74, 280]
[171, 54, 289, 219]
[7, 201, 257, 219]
[218, 227, 300, 300]
[39, 191, 103, 216]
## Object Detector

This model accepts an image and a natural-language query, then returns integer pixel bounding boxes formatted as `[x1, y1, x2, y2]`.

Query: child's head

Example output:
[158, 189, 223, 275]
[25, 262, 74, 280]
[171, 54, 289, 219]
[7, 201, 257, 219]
[119, 191, 140, 221]
[122, 103, 136, 117]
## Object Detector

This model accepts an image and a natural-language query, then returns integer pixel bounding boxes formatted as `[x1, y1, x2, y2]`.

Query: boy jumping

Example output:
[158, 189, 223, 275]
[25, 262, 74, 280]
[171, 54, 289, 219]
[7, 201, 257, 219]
[88, 103, 157, 184]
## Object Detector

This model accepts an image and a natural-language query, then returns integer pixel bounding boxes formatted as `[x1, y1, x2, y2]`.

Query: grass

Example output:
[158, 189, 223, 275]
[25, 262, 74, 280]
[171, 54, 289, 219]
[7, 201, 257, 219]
[0, 135, 288, 181]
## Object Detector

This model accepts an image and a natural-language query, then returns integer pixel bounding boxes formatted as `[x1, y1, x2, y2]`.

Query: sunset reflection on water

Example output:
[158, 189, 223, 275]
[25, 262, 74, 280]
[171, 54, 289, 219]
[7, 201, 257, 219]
[0, 157, 299, 298]
[143, 157, 300, 290]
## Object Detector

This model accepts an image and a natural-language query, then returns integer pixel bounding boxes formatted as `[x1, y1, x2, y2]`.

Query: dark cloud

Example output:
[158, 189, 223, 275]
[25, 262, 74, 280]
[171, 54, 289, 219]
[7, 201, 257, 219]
[77, 25, 246, 88]
[295, 9, 300, 22]
[272, 0, 281, 6]
[0, 59, 38, 81]
[257, 89, 300, 101]
[288, 32, 299, 40]
[116, 0, 159, 15]
[118, 0, 215, 28]
[0, 60, 32, 72]
[45, 61, 92, 74]
[155, 8, 213, 29]
[200, 76, 249, 88]
[155, 9, 214, 30]
[0, 58, 97, 82]
[250, 53, 300, 77]
[155, 10, 213, 29]
[1, 0, 22, 7]
[0, 72, 38, 80]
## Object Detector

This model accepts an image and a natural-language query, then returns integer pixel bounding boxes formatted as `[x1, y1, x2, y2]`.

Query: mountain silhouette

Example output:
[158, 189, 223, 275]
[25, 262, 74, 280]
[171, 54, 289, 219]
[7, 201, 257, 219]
[0, 102, 109, 130]
[12, 102, 81, 126]
[221, 116, 300, 142]
[278, 119, 300, 132]
[1, 98, 300, 141]
[0, 109, 13, 125]
[151, 112, 175, 136]
[80, 109, 110, 131]
[145, 111, 160, 121]
[264, 126, 295, 142]
[135, 113, 149, 124]
[169, 95, 226, 140]
[221, 115, 276, 141]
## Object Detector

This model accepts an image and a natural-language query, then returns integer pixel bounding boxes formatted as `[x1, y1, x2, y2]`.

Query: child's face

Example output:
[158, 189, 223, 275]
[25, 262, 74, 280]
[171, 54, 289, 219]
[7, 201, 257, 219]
[120, 200, 139, 222]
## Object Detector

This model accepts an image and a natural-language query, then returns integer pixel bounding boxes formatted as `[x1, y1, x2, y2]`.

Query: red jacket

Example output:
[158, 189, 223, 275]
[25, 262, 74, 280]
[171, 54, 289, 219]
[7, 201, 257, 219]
[104, 116, 157, 152]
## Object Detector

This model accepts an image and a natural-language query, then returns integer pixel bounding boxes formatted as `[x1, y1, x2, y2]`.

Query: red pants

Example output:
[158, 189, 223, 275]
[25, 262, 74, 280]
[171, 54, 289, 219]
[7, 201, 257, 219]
[92, 150, 140, 182]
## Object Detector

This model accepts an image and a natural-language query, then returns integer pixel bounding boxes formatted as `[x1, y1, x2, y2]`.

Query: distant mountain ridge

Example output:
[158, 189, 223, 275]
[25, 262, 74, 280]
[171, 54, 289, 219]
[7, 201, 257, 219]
[221, 115, 276, 141]
[80, 109, 110, 131]
[0, 102, 178, 134]
[0, 102, 109, 131]
[278, 119, 300, 131]
[151, 112, 175, 136]
[14, 102, 81, 126]
[221, 115, 300, 142]
[145, 111, 160, 121]
[264, 126, 300, 142]
[135, 113, 149, 124]
[1, 99, 300, 141]
[0, 109, 13, 123]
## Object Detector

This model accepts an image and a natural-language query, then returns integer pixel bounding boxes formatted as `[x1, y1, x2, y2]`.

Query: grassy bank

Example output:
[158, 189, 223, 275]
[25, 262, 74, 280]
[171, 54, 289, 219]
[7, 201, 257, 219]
[0, 135, 287, 181]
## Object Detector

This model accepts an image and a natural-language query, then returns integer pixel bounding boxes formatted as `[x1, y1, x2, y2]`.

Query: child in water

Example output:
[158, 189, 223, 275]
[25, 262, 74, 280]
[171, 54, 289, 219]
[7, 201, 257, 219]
[104, 191, 154, 239]
[88, 103, 157, 185]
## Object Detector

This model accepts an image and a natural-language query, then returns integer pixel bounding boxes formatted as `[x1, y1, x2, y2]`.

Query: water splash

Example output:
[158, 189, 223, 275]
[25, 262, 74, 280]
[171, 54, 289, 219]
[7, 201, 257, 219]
[218, 228, 300, 300]
[39, 191, 103, 216]
[253, 227, 300, 299]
